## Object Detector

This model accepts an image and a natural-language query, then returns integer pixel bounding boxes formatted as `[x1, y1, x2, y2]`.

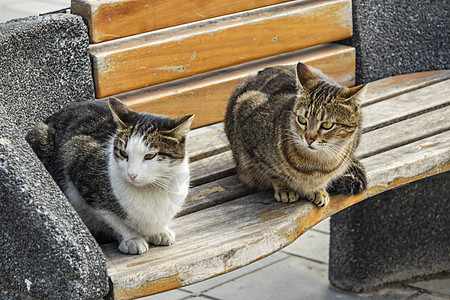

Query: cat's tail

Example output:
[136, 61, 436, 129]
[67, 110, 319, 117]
[25, 122, 56, 173]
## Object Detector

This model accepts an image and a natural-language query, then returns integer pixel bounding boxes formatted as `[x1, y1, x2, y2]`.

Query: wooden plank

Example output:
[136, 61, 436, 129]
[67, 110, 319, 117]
[180, 176, 252, 217]
[71, 0, 292, 43]
[357, 106, 450, 159]
[103, 131, 450, 298]
[361, 79, 450, 132]
[184, 70, 450, 159]
[90, 0, 352, 98]
[115, 43, 355, 129]
[363, 70, 450, 106]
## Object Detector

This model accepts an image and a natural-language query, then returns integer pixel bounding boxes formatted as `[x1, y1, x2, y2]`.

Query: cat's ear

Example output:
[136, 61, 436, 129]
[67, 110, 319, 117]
[161, 114, 194, 140]
[108, 97, 136, 128]
[296, 62, 318, 86]
[341, 84, 367, 106]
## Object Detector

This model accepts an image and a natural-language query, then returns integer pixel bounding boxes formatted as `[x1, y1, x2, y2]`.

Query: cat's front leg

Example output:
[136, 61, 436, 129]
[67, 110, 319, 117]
[307, 189, 330, 207]
[327, 156, 367, 196]
[119, 238, 149, 255]
[98, 211, 150, 254]
[272, 179, 300, 203]
[148, 227, 175, 246]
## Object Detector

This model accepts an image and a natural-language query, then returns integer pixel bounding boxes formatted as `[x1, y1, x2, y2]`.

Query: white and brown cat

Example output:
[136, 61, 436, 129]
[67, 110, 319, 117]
[26, 98, 193, 254]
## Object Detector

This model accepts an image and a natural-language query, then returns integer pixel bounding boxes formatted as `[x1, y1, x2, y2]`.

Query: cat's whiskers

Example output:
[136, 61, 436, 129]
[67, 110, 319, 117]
[323, 144, 348, 164]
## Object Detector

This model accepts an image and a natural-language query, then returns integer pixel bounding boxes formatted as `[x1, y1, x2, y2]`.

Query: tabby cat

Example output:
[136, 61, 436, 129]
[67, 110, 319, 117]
[224, 62, 367, 207]
[26, 98, 193, 254]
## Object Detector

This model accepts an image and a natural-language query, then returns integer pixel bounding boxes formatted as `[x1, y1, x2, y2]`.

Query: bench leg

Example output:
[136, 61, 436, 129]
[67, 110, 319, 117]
[329, 172, 450, 292]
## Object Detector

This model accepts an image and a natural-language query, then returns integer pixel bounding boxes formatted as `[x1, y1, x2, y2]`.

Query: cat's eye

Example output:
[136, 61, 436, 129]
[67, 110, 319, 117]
[119, 150, 128, 159]
[297, 116, 307, 125]
[144, 153, 157, 160]
[321, 121, 334, 130]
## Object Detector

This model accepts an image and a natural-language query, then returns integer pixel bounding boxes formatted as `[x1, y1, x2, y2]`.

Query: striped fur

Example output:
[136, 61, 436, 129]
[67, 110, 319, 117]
[225, 63, 367, 207]
[26, 98, 193, 254]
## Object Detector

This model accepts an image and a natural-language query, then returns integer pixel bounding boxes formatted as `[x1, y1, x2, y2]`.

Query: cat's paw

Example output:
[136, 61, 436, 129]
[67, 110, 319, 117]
[149, 229, 175, 246]
[328, 173, 367, 196]
[118, 237, 149, 255]
[274, 188, 300, 203]
[309, 190, 330, 207]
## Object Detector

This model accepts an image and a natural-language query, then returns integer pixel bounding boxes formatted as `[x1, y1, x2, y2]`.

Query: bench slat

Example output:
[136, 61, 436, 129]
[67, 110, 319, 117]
[357, 106, 450, 159]
[71, 0, 292, 43]
[90, 0, 352, 97]
[103, 130, 449, 299]
[362, 79, 450, 133]
[114, 43, 355, 129]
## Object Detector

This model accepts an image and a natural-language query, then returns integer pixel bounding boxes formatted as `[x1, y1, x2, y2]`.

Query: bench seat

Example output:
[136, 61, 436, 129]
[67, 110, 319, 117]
[101, 70, 450, 299]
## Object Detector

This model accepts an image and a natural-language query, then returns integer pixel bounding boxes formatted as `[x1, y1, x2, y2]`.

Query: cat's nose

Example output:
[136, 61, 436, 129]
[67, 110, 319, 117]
[305, 137, 315, 145]
[128, 173, 138, 180]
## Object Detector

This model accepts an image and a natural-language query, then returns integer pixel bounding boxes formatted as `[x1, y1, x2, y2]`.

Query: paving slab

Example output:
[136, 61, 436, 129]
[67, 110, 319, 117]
[282, 228, 330, 264]
[203, 256, 416, 300]
[181, 252, 289, 294]
[0, 8, 28, 22]
[141, 289, 192, 300]
[310, 217, 330, 234]
[407, 278, 450, 297]
[408, 293, 450, 300]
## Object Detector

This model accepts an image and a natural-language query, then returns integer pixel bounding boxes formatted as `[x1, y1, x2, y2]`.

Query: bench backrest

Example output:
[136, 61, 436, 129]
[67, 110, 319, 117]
[72, 0, 355, 128]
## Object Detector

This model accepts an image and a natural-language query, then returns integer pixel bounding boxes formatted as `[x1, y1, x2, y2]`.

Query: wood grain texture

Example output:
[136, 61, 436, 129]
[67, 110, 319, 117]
[71, 0, 292, 43]
[361, 79, 450, 133]
[115, 43, 355, 129]
[102, 72, 450, 299]
[90, 0, 352, 98]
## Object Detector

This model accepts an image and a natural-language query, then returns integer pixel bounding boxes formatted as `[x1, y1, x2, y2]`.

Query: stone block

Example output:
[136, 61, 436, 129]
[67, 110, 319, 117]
[329, 173, 450, 292]
[0, 14, 108, 299]
[343, 0, 449, 85]
[330, 0, 450, 291]
[0, 13, 94, 133]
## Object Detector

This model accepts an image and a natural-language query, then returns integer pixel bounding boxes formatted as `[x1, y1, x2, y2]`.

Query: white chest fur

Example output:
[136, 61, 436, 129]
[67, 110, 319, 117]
[109, 154, 189, 237]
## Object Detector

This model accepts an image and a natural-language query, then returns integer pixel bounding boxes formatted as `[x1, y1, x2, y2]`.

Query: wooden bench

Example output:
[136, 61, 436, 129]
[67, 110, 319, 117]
[98, 70, 449, 299]
[70, 1, 450, 299]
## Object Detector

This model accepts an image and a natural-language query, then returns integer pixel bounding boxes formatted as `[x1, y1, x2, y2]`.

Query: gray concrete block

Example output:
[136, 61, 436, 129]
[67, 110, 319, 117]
[329, 172, 450, 292]
[330, 1, 450, 292]
[0, 13, 94, 134]
[0, 104, 108, 299]
[0, 14, 107, 299]
[343, 0, 449, 85]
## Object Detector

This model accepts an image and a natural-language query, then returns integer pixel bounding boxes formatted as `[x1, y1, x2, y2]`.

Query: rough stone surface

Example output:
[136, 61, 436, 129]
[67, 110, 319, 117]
[330, 1, 450, 292]
[342, 0, 449, 85]
[0, 14, 95, 133]
[0, 14, 108, 299]
[329, 173, 450, 292]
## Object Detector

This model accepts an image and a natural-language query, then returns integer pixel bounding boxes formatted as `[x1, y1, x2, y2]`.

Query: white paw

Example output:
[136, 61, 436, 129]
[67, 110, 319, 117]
[118, 237, 149, 255]
[274, 188, 299, 203]
[148, 229, 175, 246]
[311, 190, 330, 207]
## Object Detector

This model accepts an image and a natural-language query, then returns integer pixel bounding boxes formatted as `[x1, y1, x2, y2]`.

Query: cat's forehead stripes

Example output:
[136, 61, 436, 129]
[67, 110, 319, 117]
[307, 81, 343, 105]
